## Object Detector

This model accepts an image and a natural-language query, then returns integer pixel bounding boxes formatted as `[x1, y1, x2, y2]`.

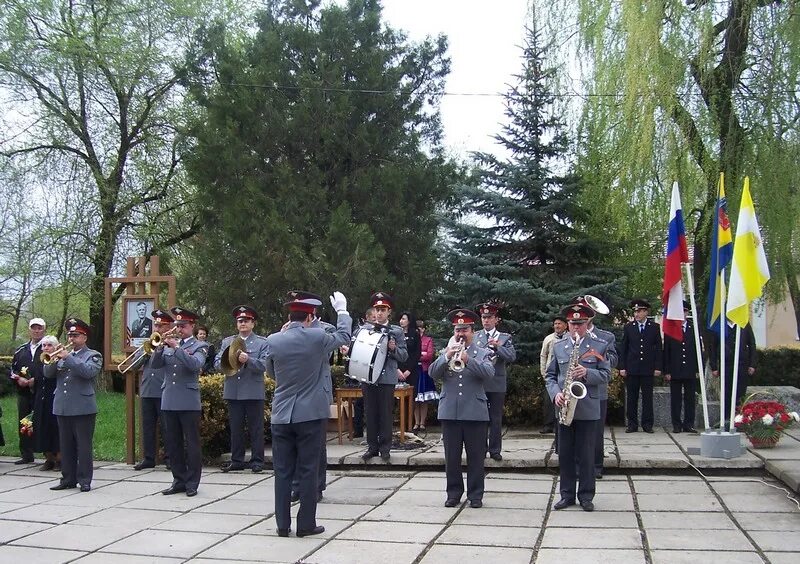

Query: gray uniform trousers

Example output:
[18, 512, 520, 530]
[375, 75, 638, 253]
[228, 399, 265, 464]
[363, 383, 395, 455]
[272, 419, 324, 531]
[58, 414, 96, 487]
[442, 420, 488, 502]
[141, 397, 167, 464]
[163, 410, 202, 490]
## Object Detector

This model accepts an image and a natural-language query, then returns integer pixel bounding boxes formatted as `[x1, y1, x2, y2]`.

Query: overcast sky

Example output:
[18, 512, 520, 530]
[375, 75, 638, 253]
[379, 0, 532, 160]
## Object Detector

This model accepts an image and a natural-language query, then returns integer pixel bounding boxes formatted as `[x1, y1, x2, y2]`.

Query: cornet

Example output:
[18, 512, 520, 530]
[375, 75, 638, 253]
[40, 343, 74, 365]
[448, 338, 466, 372]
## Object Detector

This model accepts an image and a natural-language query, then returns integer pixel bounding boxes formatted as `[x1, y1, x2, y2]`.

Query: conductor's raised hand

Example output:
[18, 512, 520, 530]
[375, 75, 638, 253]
[330, 291, 347, 313]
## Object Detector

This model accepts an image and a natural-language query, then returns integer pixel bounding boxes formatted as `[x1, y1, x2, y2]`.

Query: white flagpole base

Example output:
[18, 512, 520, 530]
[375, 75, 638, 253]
[700, 430, 744, 459]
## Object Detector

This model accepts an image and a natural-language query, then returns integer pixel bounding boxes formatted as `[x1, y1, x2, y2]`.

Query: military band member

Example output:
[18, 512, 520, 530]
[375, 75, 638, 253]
[45, 318, 102, 492]
[217, 305, 269, 473]
[10, 317, 46, 464]
[268, 291, 351, 538]
[546, 304, 610, 512]
[539, 316, 567, 434]
[473, 303, 515, 461]
[619, 299, 662, 433]
[360, 292, 408, 462]
[431, 309, 494, 508]
[153, 307, 208, 497]
[131, 309, 174, 470]
[664, 301, 701, 433]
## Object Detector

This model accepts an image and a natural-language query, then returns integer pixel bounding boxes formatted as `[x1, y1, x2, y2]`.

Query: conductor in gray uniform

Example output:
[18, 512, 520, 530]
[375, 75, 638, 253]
[268, 291, 351, 538]
[430, 309, 494, 509]
[360, 292, 408, 462]
[217, 305, 269, 473]
[46, 318, 102, 492]
[153, 307, 209, 497]
[474, 302, 516, 461]
[131, 309, 174, 470]
[546, 303, 611, 512]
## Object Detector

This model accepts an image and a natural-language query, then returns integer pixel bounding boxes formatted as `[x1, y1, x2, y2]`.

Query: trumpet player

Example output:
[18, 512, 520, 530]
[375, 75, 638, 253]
[474, 302, 516, 461]
[430, 309, 494, 509]
[45, 319, 102, 493]
[545, 304, 610, 512]
[216, 305, 269, 473]
[130, 310, 174, 471]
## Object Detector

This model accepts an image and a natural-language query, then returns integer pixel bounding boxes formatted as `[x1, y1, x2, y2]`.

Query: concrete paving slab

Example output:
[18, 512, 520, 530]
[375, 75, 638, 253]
[337, 520, 444, 543]
[420, 544, 533, 564]
[0, 475, 53, 492]
[381, 489, 456, 507]
[477, 492, 551, 509]
[590, 493, 636, 512]
[535, 548, 646, 564]
[188, 471, 272, 486]
[452, 507, 546, 527]
[291, 502, 373, 520]
[102, 529, 227, 558]
[646, 528, 755, 551]
[71, 507, 181, 529]
[0, 503, 97, 524]
[707, 478, 781, 494]
[9, 523, 135, 551]
[733, 511, 800, 531]
[120, 492, 220, 512]
[90, 468, 143, 481]
[0, 501, 28, 514]
[484, 477, 554, 493]
[762, 553, 800, 564]
[541, 527, 642, 549]
[0, 518, 53, 543]
[192, 498, 271, 516]
[717, 493, 800, 513]
[0, 545, 87, 563]
[331, 475, 409, 490]
[189, 559, 266, 564]
[594, 480, 634, 494]
[437, 523, 538, 548]
[635, 493, 723, 512]
[649, 550, 762, 564]
[748, 530, 800, 551]
[631, 479, 712, 494]
[124, 470, 176, 483]
[153, 511, 263, 534]
[688, 452, 764, 469]
[547, 509, 638, 528]
[639, 511, 738, 530]
[241, 517, 353, 538]
[320, 486, 394, 505]
[0, 484, 86, 504]
[398, 476, 443, 491]
[304, 539, 426, 564]
[362, 504, 459, 523]
[74, 554, 183, 564]
[196, 533, 323, 562]
[618, 455, 689, 469]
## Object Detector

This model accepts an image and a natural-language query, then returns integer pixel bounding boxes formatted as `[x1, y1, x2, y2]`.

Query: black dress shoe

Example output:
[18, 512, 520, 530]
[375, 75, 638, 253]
[625, 427, 637, 433]
[50, 483, 76, 490]
[469, 499, 483, 508]
[251, 463, 264, 473]
[296, 525, 325, 537]
[580, 500, 595, 512]
[134, 460, 155, 470]
[221, 461, 247, 473]
[162, 485, 186, 495]
[380, 452, 391, 462]
[672, 426, 682, 433]
[444, 498, 459, 507]
[539, 427, 554, 434]
[489, 453, 502, 461]
[553, 498, 575, 510]
[643, 427, 654, 434]
[14, 458, 34, 465]
[277, 528, 290, 537]
[361, 451, 378, 461]
[595, 470, 603, 479]
[290, 491, 300, 502]
[684, 426, 698, 433]
[185, 488, 197, 497]
[80, 484, 91, 492]
[39, 460, 55, 471]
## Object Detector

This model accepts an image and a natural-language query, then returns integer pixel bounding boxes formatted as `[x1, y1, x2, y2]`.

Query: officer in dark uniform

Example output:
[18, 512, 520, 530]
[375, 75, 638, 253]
[45, 318, 102, 492]
[153, 307, 209, 497]
[268, 291, 351, 538]
[546, 304, 611, 512]
[664, 301, 701, 433]
[619, 299, 662, 433]
[473, 302, 516, 462]
[430, 309, 495, 509]
[217, 305, 269, 473]
[10, 318, 46, 464]
[131, 309, 174, 470]
[359, 292, 408, 462]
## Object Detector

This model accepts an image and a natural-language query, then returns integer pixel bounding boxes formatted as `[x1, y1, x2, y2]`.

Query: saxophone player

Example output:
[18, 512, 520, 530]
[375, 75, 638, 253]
[545, 304, 610, 512]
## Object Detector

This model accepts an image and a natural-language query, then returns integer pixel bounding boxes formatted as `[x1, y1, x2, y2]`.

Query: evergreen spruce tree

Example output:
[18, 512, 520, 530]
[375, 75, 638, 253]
[445, 23, 622, 363]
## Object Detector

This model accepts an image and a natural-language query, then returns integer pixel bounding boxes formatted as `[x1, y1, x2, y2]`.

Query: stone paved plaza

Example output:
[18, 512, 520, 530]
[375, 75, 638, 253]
[0, 426, 798, 563]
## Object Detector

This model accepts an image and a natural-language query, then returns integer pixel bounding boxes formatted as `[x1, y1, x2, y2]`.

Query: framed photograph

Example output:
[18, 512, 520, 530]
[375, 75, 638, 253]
[123, 297, 157, 350]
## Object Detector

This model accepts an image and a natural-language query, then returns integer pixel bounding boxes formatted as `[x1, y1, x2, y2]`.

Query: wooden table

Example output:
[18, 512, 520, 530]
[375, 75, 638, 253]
[336, 385, 414, 445]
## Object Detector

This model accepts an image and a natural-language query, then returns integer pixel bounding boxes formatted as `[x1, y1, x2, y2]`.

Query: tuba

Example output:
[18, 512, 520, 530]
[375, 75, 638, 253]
[558, 333, 588, 426]
[221, 336, 246, 376]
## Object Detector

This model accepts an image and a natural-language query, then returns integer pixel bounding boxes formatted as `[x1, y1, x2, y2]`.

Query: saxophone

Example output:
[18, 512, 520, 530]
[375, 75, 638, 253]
[558, 333, 588, 426]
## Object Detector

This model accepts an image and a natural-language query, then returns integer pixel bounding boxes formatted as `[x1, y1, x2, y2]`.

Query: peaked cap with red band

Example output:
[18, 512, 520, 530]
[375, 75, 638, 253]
[151, 309, 174, 325]
[370, 292, 394, 309]
[65, 317, 90, 336]
[475, 302, 500, 316]
[232, 305, 258, 321]
[170, 307, 199, 324]
[560, 304, 592, 323]
[285, 290, 322, 314]
[446, 308, 479, 328]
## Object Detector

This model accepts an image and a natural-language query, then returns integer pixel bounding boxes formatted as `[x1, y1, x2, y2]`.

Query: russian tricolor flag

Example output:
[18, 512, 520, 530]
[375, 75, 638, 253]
[662, 182, 690, 342]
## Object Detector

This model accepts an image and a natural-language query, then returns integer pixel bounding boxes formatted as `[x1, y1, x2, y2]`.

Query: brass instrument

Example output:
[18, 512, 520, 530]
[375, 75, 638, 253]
[576, 294, 610, 315]
[117, 327, 179, 373]
[40, 343, 74, 365]
[221, 336, 247, 376]
[558, 332, 588, 426]
[448, 338, 465, 372]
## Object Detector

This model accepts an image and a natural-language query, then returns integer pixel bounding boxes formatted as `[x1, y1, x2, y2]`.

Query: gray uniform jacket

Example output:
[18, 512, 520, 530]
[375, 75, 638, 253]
[152, 337, 209, 411]
[128, 349, 165, 399]
[268, 313, 351, 424]
[43, 346, 102, 416]
[430, 343, 494, 421]
[474, 329, 516, 393]
[216, 333, 269, 401]
[545, 335, 611, 421]
[312, 319, 336, 404]
[357, 323, 408, 385]
[589, 325, 617, 401]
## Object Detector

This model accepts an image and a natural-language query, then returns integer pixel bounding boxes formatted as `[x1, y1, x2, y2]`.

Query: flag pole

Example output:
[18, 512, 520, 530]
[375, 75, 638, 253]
[729, 325, 743, 429]
[684, 263, 709, 429]
[719, 270, 727, 431]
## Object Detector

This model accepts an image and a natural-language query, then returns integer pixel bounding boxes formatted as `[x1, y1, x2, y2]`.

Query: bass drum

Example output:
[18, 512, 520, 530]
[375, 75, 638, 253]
[345, 328, 388, 384]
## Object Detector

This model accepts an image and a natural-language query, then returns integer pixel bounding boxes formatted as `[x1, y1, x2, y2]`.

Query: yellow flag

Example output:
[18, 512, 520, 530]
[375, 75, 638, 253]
[726, 177, 771, 326]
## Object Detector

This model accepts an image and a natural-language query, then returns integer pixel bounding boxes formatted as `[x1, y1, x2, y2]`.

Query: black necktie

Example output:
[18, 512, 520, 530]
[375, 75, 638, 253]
[639, 324, 644, 333]
[179, 339, 185, 347]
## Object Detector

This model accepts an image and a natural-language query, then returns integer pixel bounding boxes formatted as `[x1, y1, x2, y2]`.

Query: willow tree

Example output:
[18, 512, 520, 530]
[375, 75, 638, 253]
[543, 0, 800, 330]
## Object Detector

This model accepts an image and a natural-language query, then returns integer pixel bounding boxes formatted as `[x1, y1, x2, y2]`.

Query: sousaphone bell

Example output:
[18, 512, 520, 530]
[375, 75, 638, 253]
[221, 336, 246, 376]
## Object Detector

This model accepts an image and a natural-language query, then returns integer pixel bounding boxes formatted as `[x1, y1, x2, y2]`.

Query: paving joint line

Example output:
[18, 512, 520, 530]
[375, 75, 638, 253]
[626, 474, 653, 564]
[529, 473, 558, 563]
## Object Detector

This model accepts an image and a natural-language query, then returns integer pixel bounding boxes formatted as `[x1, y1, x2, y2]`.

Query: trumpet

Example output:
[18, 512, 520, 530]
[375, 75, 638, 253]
[449, 338, 466, 372]
[41, 343, 74, 365]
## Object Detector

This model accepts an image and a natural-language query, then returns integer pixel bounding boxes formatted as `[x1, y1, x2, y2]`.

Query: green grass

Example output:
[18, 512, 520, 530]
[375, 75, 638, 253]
[0, 391, 129, 461]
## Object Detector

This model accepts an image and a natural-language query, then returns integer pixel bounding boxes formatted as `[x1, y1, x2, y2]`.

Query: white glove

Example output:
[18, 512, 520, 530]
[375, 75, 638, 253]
[330, 291, 347, 313]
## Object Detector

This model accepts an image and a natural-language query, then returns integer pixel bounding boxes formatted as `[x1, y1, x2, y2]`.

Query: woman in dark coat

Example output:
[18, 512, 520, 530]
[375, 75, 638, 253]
[397, 311, 421, 403]
[32, 335, 60, 470]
